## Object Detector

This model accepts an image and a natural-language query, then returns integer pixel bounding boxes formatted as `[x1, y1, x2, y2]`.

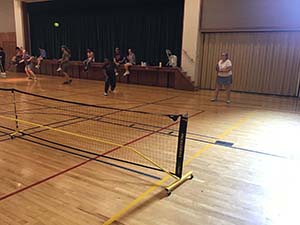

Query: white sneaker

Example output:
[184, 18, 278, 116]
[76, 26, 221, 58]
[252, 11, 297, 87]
[0, 72, 6, 78]
[57, 67, 62, 72]
[226, 100, 231, 104]
[210, 98, 217, 102]
[123, 71, 130, 76]
[104, 92, 108, 96]
[35, 65, 40, 69]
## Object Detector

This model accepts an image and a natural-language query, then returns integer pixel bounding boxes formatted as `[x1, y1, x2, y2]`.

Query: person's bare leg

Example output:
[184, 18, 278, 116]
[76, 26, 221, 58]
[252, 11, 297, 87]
[64, 72, 69, 79]
[29, 69, 37, 80]
[123, 63, 132, 76]
[25, 68, 31, 78]
[63, 72, 72, 84]
[124, 64, 129, 73]
[36, 57, 42, 69]
[211, 84, 221, 101]
[225, 84, 231, 103]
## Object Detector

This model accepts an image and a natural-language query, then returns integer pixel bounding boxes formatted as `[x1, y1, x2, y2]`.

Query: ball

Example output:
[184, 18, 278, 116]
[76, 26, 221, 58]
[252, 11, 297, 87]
[53, 22, 60, 27]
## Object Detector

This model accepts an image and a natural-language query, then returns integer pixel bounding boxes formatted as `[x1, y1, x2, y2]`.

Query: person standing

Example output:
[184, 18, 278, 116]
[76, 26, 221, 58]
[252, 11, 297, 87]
[103, 58, 116, 96]
[21, 50, 37, 80]
[211, 52, 233, 104]
[123, 48, 136, 76]
[0, 47, 6, 75]
[57, 45, 72, 84]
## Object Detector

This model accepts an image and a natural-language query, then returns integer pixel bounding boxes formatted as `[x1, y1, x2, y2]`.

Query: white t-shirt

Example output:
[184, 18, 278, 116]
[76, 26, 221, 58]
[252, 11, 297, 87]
[218, 59, 232, 77]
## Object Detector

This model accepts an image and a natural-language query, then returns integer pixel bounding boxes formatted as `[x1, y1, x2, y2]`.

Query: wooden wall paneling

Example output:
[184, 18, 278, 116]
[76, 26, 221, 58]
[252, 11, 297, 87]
[199, 32, 300, 96]
[128, 70, 138, 84]
[201, 0, 300, 31]
[157, 71, 168, 87]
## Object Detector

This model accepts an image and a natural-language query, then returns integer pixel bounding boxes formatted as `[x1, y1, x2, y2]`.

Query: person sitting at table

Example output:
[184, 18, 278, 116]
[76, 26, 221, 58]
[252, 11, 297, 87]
[123, 48, 136, 76]
[113, 47, 125, 76]
[83, 49, 95, 72]
[35, 47, 47, 69]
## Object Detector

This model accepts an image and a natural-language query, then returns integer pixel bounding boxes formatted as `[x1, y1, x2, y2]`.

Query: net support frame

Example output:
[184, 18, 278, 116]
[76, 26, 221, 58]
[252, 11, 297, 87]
[10, 89, 20, 138]
[1, 88, 193, 195]
[165, 114, 193, 195]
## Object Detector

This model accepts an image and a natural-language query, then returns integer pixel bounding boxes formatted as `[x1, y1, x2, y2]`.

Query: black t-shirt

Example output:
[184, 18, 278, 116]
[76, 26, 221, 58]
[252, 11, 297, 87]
[0, 51, 5, 62]
[104, 63, 116, 77]
[114, 53, 124, 64]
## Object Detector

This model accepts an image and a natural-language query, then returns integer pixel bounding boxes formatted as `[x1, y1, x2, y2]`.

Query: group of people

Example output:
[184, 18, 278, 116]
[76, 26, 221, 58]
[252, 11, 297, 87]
[9, 47, 41, 80]
[54, 46, 136, 95]
[5, 45, 136, 93]
[113, 47, 136, 76]
[1, 45, 232, 102]
[96, 47, 136, 96]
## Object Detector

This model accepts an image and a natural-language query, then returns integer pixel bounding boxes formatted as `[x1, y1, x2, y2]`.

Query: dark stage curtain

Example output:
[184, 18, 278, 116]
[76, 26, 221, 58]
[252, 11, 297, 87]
[28, 0, 184, 66]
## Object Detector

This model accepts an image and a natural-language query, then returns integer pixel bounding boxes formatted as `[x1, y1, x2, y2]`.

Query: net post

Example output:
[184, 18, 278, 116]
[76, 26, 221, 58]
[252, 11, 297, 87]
[175, 114, 188, 178]
[165, 114, 193, 196]
[10, 89, 19, 138]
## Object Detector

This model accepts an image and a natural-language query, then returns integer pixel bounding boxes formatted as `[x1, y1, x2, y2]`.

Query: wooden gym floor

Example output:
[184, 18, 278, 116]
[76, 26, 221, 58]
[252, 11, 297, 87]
[0, 72, 300, 225]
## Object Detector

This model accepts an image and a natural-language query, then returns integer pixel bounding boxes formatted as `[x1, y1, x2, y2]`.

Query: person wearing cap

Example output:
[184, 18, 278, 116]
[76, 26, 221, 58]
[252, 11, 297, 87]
[211, 52, 233, 104]
[57, 45, 72, 84]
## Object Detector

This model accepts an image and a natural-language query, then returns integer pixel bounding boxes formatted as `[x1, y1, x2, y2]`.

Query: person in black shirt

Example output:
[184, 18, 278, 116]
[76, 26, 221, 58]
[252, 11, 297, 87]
[7, 47, 22, 71]
[0, 47, 5, 74]
[83, 49, 95, 72]
[103, 58, 116, 96]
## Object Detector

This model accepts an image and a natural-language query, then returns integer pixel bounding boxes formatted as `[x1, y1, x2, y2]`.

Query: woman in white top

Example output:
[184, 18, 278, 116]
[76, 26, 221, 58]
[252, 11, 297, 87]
[211, 52, 233, 104]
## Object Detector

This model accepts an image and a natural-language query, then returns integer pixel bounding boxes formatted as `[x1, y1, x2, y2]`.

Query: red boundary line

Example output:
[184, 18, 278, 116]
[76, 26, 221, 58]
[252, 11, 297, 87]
[0, 110, 204, 201]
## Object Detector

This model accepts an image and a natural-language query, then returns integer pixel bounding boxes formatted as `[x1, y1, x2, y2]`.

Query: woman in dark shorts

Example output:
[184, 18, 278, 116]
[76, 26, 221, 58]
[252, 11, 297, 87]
[21, 50, 37, 80]
[211, 52, 233, 104]
[57, 45, 72, 84]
